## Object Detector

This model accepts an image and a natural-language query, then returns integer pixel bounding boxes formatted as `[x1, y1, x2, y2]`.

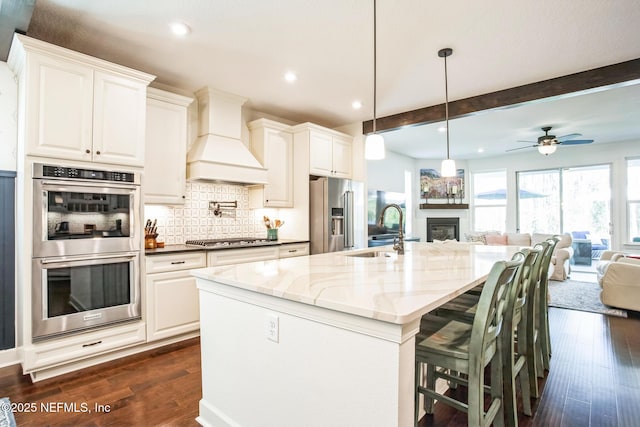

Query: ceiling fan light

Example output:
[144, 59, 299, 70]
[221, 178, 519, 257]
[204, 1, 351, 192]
[538, 144, 557, 156]
[441, 158, 456, 177]
[365, 133, 385, 160]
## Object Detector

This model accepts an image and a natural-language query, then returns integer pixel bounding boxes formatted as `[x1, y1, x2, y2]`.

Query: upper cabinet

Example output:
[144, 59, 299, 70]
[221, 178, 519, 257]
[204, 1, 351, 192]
[248, 119, 293, 208]
[293, 123, 353, 179]
[144, 88, 194, 204]
[8, 34, 155, 167]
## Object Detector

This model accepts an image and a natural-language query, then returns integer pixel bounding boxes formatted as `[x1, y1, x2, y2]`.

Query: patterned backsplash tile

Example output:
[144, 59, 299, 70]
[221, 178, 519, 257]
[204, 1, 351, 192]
[144, 182, 264, 244]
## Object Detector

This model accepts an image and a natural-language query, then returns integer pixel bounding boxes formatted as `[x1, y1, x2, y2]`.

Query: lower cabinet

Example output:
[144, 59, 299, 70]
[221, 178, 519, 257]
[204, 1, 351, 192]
[279, 242, 310, 258]
[207, 246, 279, 266]
[144, 244, 308, 342]
[22, 321, 146, 376]
[145, 252, 206, 342]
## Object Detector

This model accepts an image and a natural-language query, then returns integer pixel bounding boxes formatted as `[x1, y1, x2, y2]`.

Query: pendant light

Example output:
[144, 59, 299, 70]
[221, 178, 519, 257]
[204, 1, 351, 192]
[439, 48, 456, 177]
[364, 0, 385, 160]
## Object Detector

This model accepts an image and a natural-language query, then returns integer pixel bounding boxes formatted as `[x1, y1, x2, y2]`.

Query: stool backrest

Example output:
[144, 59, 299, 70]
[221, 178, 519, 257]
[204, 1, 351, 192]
[470, 257, 524, 367]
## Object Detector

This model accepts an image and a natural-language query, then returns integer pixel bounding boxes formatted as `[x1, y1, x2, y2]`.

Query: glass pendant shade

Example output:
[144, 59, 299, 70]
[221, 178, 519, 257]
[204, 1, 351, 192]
[538, 144, 557, 156]
[441, 158, 456, 177]
[365, 133, 385, 160]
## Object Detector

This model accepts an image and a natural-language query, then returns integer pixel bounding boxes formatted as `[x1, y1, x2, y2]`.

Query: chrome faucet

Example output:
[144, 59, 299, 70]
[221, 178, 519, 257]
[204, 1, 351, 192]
[377, 204, 404, 255]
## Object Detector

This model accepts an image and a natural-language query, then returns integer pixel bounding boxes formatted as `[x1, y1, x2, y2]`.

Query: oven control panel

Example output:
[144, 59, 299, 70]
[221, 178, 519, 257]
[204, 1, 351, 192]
[34, 164, 138, 184]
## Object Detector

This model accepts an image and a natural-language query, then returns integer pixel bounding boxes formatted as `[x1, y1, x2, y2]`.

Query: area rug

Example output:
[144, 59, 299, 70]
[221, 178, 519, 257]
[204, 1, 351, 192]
[548, 279, 627, 318]
[0, 398, 17, 427]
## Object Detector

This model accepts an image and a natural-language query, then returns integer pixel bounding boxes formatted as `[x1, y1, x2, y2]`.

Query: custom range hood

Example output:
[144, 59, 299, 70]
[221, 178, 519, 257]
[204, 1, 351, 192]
[187, 87, 268, 185]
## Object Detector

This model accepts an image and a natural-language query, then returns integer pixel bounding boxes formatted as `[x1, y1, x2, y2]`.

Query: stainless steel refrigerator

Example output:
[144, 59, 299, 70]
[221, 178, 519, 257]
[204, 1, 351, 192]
[309, 176, 364, 254]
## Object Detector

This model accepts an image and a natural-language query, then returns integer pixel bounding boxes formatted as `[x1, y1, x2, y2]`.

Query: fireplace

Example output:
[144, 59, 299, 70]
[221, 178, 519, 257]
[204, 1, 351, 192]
[427, 217, 460, 242]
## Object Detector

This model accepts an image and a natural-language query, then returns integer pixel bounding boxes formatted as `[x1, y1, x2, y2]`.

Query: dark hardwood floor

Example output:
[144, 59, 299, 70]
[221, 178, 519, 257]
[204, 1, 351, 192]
[1, 308, 639, 426]
[0, 338, 201, 427]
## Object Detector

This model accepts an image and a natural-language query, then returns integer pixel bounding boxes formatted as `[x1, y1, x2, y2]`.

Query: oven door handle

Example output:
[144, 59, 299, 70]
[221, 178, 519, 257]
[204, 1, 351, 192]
[40, 252, 139, 265]
[39, 179, 138, 190]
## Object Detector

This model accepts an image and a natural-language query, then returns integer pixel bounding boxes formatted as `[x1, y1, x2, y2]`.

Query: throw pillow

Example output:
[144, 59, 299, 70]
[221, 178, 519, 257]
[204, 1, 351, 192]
[464, 232, 487, 244]
[485, 234, 508, 245]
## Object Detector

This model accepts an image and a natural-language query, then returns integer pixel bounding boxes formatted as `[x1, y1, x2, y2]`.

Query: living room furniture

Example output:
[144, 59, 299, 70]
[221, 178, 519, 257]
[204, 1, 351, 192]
[596, 251, 640, 312]
[571, 231, 609, 261]
[571, 239, 592, 266]
[465, 231, 574, 281]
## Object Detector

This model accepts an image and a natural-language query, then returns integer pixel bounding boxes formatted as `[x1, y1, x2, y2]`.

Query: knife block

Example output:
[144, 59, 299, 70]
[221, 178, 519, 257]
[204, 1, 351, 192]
[145, 234, 158, 249]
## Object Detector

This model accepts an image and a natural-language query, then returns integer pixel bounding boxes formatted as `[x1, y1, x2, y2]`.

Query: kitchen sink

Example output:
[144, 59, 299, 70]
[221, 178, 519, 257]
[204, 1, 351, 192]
[345, 251, 394, 258]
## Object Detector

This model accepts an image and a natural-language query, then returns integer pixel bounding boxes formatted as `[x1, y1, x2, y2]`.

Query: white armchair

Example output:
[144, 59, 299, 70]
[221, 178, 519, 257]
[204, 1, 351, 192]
[596, 251, 640, 311]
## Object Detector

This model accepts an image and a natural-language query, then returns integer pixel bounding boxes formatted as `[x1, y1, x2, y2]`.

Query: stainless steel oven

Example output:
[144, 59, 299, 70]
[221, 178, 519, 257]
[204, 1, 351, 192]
[31, 163, 142, 341]
[31, 252, 141, 341]
[32, 163, 141, 258]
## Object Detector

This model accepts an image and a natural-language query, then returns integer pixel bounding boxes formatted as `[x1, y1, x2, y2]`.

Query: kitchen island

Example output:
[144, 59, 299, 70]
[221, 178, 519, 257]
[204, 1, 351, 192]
[191, 242, 519, 427]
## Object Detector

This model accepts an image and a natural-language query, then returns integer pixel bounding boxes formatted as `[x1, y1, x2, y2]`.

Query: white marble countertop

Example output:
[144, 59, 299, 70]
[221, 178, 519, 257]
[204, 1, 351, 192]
[191, 242, 520, 325]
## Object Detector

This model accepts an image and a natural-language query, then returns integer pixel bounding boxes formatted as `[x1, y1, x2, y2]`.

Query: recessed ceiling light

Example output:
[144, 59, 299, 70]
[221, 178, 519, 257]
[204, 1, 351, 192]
[438, 126, 447, 133]
[477, 148, 485, 153]
[170, 22, 191, 36]
[284, 72, 297, 83]
[352, 100, 363, 109]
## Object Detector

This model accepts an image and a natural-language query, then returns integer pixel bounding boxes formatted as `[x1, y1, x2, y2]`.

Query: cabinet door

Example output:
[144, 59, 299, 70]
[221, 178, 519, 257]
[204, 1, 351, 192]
[146, 270, 200, 342]
[263, 127, 293, 207]
[144, 97, 188, 204]
[279, 243, 310, 258]
[93, 71, 147, 166]
[25, 53, 93, 161]
[331, 135, 352, 179]
[309, 130, 333, 176]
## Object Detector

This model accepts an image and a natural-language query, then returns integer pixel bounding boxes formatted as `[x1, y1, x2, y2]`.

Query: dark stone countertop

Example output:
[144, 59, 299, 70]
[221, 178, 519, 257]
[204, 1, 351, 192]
[145, 239, 309, 256]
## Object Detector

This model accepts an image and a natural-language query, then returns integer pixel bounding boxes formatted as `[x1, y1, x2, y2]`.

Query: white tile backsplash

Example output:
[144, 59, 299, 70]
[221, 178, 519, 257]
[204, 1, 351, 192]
[144, 182, 264, 244]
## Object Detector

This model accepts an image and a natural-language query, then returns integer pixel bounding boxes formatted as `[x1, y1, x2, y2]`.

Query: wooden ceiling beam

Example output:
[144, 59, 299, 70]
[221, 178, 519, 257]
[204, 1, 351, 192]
[362, 58, 640, 134]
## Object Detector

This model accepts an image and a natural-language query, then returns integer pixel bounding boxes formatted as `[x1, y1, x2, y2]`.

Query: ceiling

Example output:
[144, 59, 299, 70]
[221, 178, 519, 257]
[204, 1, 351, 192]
[8, 0, 640, 159]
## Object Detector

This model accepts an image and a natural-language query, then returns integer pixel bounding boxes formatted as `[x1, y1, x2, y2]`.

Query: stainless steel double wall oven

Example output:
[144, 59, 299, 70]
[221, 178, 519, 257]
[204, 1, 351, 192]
[31, 163, 142, 341]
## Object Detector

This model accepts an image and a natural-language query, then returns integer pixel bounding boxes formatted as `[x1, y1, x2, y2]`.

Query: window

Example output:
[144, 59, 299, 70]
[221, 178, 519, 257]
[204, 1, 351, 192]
[628, 158, 640, 243]
[472, 170, 506, 232]
[517, 165, 611, 258]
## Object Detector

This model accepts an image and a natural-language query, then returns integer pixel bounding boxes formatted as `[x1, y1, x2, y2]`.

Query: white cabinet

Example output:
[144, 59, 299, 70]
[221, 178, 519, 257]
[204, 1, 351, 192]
[8, 34, 154, 167]
[207, 246, 279, 266]
[248, 119, 293, 208]
[22, 321, 146, 376]
[145, 251, 206, 342]
[279, 242, 310, 258]
[293, 123, 353, 179]
[144, 88, 194, 204]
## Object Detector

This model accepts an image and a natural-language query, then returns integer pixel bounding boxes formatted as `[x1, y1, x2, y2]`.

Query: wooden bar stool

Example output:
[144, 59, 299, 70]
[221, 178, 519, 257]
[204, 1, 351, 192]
[414, 257, 524, 427]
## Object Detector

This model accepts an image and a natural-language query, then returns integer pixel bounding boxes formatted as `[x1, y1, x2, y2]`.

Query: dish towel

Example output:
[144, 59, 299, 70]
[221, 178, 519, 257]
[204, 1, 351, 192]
[0, 398, 17, 427]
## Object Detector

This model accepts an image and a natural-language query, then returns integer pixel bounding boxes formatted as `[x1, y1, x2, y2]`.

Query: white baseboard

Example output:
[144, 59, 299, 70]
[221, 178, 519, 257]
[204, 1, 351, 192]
[0, 347, 19, 368]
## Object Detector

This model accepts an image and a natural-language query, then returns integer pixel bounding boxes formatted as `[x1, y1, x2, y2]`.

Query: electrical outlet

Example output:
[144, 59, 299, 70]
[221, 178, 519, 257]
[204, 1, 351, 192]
[265, 313, 279, 343]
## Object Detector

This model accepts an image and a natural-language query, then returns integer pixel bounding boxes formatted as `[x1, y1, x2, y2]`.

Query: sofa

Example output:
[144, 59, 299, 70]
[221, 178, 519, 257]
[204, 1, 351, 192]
[596, 251, 640, 312]
[464, 231, 574, 281]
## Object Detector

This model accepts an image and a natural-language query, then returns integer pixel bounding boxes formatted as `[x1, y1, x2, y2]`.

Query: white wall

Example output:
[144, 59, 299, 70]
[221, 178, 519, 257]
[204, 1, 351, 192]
[0, 62, 17, 171]
[368, 150, 414, 192]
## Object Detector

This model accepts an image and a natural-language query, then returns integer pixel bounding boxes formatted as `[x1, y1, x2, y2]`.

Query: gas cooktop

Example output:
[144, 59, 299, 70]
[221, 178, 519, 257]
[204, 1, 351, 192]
[185, 237, 277, 248]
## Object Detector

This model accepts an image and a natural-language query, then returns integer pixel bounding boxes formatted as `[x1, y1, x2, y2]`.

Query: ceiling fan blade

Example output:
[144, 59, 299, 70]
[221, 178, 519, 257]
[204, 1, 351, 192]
[516, 140, 536, 143]
[557, 133, 582, 142]
[558, 139, 594, 145]
[506, 145, 537, 152]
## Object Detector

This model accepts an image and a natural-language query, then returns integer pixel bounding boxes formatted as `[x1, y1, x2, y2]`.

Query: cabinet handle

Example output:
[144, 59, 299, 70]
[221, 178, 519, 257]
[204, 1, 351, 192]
[171, 260, 186, 265]
[82, 340, 102, 348]
[96, 150, 101, 155]
[288, 249, 297, 253]
[85, 149, 91, 154]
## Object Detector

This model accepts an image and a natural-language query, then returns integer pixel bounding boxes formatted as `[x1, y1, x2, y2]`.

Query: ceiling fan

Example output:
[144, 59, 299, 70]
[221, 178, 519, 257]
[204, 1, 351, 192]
[507, 126, 594, 156]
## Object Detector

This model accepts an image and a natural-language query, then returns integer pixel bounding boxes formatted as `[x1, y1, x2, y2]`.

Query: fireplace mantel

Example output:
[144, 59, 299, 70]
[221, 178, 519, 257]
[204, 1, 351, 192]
[419, 203, 469, 209]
